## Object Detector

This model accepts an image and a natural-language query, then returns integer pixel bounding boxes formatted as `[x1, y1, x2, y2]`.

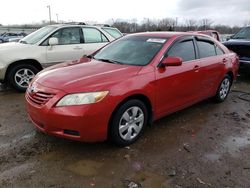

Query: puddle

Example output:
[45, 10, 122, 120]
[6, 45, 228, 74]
[130, 171, 171, 188]
[67, 160, 103, 176]
[223, 136, 250, 156]
[203, 153, 221, 162]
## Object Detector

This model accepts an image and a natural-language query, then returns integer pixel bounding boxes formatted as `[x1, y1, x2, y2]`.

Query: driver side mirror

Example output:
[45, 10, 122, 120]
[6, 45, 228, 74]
[48, 37, 59, 46]
[160, 56, 183, 68]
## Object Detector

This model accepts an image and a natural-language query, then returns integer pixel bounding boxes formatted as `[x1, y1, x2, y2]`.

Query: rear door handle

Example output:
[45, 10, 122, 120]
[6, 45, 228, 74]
[193, 65, 200, 71]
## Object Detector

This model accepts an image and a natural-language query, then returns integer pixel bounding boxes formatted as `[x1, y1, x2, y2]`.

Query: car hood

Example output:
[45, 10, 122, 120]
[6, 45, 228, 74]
[35, 58, 142, 93]
[0, 42, 30, 51]
[223, 39, 250, 46]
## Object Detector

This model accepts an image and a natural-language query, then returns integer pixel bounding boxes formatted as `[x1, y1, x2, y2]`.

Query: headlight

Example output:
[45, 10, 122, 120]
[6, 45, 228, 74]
[56, 91, 109, 107]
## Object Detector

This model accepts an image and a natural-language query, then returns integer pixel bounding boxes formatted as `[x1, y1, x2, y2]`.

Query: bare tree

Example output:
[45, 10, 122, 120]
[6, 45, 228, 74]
[185, 19, 198, 31]
[199, 18, 213, 30]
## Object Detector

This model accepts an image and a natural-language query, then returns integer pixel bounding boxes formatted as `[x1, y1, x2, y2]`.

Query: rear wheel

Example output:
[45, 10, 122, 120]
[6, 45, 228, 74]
[214, 74, 232, 102]
[109, 99, 148, 146]
[8, 64, 39, 92]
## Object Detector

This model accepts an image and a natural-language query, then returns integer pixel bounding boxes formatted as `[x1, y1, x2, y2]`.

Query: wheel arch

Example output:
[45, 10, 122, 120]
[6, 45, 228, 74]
[226, 71, 234, 85]
[108, 93, 154, 135]
[4, 59, 43, 83]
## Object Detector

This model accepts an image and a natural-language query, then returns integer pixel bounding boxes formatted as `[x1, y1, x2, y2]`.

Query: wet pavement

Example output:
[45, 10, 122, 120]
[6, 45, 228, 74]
[0, 74, 250, 188]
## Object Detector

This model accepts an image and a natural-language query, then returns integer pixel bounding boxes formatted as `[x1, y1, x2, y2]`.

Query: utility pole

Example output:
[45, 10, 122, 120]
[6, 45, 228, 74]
[47, 5, 52, 24]
[56, 14, 59, 23]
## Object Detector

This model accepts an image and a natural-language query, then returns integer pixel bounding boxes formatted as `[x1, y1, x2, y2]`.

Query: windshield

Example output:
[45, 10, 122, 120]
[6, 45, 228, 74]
[233, 27, 250, 40]
[20, 26, 56, 45]
[94, 35, 167, 66]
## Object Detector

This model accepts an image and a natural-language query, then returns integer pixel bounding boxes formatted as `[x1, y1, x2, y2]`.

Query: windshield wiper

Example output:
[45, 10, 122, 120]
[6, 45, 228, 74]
[95, 58, 122, 64]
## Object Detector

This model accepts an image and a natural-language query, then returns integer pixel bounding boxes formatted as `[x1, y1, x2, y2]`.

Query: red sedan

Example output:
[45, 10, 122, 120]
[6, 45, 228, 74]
[25, 32, 239, 146]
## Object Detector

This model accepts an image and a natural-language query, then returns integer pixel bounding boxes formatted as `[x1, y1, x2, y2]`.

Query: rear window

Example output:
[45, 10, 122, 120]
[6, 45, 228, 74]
[102, 28, 123, 39]
[197, 40, 216, 58]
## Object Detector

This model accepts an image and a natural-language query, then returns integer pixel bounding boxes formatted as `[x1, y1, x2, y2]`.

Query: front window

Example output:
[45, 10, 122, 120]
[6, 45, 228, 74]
[232, 27, 250, 40]
[94, 36, 166, 66]
[20, 26, 56, 45]
[42, 27, 81, 45]
[167, 40, 196, 62]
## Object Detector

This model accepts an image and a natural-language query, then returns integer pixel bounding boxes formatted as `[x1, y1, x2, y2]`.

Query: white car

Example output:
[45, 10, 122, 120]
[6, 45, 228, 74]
[0, 24, 123, 92]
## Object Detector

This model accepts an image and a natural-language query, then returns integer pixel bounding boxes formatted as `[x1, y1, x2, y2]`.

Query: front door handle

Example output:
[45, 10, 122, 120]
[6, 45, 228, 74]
[73, 47, 82, 50]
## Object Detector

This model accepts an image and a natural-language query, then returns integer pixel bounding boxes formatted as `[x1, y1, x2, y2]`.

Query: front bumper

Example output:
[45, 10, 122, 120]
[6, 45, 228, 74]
[25, 83, 114, 142]
[0, 65, 7, 81]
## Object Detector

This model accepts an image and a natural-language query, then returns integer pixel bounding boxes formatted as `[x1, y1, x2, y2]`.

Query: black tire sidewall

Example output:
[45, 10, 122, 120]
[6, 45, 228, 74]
[215, 75, 231, 102]
[8, 64, 39, 92]
[109, 99, 148, 146]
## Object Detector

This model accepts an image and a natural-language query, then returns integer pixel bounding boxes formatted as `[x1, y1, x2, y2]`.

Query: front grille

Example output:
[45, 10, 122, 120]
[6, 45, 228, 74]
[28, 91, 54, 106]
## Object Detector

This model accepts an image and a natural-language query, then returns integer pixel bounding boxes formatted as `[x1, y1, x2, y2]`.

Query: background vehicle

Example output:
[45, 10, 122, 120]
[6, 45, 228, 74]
[189, 30, 221, 41]
[223, 26, 250, 70]
[0, 24, 123, 92]
[0, 32, 26, 43]
[26, 32, 239, 146]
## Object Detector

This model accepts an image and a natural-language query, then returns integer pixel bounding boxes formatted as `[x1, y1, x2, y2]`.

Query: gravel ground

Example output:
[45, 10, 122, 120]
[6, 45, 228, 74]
[0, 73, 250, 188]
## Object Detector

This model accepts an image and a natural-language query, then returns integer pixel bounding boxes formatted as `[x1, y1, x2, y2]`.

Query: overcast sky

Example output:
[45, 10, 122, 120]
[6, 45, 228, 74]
[0, 0, 249, 26]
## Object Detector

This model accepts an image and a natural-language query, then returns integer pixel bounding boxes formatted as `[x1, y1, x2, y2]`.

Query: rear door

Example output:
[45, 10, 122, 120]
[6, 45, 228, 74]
[195, 37, 226, 96]
[155, 37, 203, 116]
[81, 27, 109, 55]
[44, 27, 84, 66]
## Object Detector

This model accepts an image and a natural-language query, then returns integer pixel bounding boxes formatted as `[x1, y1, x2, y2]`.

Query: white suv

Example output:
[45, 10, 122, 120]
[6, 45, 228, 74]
[0, 24, 122, 92]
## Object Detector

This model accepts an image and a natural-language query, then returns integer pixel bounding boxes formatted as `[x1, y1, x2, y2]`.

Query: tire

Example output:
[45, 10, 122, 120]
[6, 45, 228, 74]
[0, 39, 3, 43]
[8, 64, 39, 92]
[109, 99, 148, 146]
[214, 74, 232, 103]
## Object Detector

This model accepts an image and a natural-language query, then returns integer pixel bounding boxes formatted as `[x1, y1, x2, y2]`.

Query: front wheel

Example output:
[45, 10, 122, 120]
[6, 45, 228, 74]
[8, 64, 39, 92]
[214, 75, 232, 102]
[109, 99, 148, 146]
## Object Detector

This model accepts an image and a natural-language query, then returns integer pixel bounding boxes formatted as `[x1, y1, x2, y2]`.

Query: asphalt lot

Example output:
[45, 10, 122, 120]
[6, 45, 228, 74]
[0, 73, 250, 188]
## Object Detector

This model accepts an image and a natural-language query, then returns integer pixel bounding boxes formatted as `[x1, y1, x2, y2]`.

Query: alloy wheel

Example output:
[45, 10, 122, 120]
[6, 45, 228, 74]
[14, 68, 35, 88]
[219, 77, 230, 100]
[118, 106, 144, 141]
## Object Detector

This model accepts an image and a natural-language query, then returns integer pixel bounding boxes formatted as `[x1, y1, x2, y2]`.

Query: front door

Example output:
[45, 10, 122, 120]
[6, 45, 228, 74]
[45, 27, 84, 66]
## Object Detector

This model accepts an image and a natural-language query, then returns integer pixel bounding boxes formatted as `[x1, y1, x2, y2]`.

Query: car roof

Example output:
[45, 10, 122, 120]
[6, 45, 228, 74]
[49, 24, 117, 30]
[126, 31, 205, 39]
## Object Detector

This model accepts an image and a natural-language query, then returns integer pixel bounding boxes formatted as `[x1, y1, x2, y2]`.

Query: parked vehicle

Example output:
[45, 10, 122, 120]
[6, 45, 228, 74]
[223, 26, 250, 69]
[0, 32, 26, 43]
[189, 30, 221, 41]
[0, 24, 123, 92]
[25, 32, 239, 146]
